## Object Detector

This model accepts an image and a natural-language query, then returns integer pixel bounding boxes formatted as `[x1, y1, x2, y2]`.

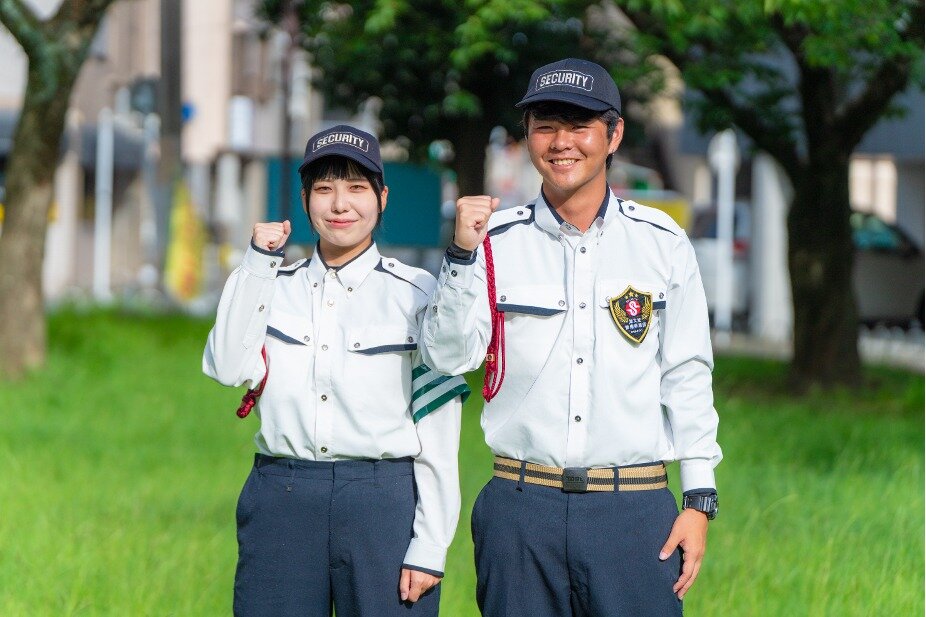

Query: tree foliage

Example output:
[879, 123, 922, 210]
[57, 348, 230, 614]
[614, 0, 923, 387]
[259, 0, 601, 194]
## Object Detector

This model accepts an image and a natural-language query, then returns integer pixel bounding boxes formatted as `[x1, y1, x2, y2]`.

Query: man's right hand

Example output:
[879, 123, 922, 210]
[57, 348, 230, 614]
[454, 196, 500, 252]
[252, 220, 291, 252]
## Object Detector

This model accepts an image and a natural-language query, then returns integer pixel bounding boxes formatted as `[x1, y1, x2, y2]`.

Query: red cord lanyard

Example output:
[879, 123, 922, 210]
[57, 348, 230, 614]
[236, 346, 269, 418]
[482, 235, 506, 402]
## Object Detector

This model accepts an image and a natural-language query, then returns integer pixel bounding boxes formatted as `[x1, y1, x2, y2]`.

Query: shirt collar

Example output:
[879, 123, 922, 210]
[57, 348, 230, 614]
[306, 240, 381, 291]
[534, 184, 612, 237]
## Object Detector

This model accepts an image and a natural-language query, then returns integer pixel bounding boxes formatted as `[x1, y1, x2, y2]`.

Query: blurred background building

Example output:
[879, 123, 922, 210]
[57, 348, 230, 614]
[0, 0, 920, 345]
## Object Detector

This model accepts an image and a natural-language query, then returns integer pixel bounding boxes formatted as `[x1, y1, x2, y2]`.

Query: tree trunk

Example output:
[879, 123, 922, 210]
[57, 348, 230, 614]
[0, 60, 77, 379]
[786, 150, 861, 389]
[449, 117, 491, 198]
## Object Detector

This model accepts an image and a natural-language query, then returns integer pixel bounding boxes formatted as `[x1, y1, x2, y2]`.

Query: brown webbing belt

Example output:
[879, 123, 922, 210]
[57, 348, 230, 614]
[493, 456, 668, 493]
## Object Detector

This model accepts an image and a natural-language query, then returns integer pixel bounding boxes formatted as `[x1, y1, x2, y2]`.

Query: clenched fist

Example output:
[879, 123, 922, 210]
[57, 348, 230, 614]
[252, 220, 291, 252]
[453, 196, 500, 252]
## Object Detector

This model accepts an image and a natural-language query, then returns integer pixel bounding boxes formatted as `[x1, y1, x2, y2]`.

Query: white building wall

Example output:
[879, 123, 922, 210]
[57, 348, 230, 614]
[182, 0, 233, 163]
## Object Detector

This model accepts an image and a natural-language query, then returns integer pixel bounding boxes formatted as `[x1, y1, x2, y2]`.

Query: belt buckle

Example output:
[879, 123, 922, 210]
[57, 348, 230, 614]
[561, 467, 588, 493]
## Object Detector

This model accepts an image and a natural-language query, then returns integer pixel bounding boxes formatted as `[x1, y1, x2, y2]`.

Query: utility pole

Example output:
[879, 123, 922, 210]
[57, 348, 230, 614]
[157, 0, 183, 268]
[279, 0, 300, 222]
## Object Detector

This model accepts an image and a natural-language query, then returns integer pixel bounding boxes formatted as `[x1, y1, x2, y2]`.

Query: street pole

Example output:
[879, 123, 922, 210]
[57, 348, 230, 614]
[707, 129, 739, 345]
[279, 0, 299, 223]
[93, 107, 114, 301]
[157, 0, 183, 271]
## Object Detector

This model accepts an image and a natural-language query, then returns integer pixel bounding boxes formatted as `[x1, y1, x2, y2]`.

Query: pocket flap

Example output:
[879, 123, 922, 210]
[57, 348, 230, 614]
[266, 312, 312, 345]
[347, 326, 418, 354]
[596, 280, 668, 309]
[496, 284, 568, 315]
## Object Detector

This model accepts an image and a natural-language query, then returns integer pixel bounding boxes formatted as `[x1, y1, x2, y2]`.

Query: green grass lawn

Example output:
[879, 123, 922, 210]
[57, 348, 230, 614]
[1, 310, 922, 616]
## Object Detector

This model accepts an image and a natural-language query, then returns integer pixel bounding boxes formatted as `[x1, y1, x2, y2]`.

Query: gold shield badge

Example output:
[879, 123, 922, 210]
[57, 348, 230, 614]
[609, 286, 653, 344]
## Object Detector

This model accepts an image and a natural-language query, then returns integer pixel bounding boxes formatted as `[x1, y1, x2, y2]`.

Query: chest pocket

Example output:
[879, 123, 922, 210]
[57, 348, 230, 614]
[346, 326, 418, 355]
[493, 284, 566, 383]
[263, 312, 314, 395]
[596, 280, 667, 345]
[496, 284, 568, 315]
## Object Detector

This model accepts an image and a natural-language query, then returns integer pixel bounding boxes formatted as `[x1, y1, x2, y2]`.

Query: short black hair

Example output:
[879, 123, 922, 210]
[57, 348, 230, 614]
[522, 102, 621, 169]
[299, 156, 386, 229]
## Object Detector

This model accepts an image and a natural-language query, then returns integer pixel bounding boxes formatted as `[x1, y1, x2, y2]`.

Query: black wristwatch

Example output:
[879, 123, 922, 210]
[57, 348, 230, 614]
[683, 492, 718, 520]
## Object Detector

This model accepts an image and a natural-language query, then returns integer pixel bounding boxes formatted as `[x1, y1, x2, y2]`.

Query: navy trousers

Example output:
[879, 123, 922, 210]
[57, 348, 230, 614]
[233, 454, 440, 617]
[472, 476, 683, 617]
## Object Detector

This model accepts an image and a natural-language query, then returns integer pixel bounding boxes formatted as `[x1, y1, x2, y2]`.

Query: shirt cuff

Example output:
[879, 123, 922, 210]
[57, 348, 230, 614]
[403, 538, 448, 575]
[445, 242, 477, 264]
[243, 241, 285, 278]
[679, 460, 716, 493]
[438, 256, 476, 290]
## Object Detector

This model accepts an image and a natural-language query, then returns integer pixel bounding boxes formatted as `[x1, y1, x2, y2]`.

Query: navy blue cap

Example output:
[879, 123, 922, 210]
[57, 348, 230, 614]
[516, 58, 621, 115]
[298, 125, 383, 175]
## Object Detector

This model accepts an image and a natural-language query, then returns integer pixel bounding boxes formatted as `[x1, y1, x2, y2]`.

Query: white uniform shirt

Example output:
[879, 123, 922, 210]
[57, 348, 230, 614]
[422, 188, 722, 493]
[203, 241, 468, 573]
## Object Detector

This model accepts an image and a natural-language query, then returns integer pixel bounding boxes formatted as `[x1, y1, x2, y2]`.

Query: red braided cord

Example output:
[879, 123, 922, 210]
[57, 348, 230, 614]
[482, 235, 506, 402]
[237, 346, 269, 418]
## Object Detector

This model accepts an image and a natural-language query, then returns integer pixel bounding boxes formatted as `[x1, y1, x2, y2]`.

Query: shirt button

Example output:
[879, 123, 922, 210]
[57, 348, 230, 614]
[500, 295, 507, 302]
[629, 205, 636, 211]
[432, 305, 438, 313]
[258, 305, 265, 312]
[451, 270, 458, 277]
[347, 287, 353, 292]
[574, 415, 582, 422]
[270, 261, 277, 267]
[320, 446, 328, 453]
[558, 300, 565, 307]
[313, 282, 318, 288]
[388, 262, 395, 268]
[327, 300, 334, 307]
[353, 342, 360, 348]
[579, 302, 587, 309]
[579, 247, 587, 254]
[321, 344, 328, 351]
[407, 336, 414, 343]
[576, 357, 584, 364]
[320, 394, 327, 401]
[303, 336, 310, 343]
[327, 270, 336, 278]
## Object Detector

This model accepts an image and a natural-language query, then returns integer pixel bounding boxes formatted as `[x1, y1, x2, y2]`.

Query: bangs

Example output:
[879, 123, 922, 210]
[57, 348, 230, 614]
[305, 157, 370, 184]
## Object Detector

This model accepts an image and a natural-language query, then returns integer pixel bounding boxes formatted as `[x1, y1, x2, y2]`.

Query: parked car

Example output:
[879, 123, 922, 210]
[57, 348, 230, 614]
[689, 202, 752, 322]
[692, 206, 924, 328]
[851, 211, 924, 326]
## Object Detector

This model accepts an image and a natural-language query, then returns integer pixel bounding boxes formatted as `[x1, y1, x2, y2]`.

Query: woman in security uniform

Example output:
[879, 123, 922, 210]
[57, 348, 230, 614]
[203, 125, 468, 617]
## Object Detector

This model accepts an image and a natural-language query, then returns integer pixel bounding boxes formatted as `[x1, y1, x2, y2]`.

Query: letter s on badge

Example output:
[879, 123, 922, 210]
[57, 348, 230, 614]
[608, 286, 653, 344]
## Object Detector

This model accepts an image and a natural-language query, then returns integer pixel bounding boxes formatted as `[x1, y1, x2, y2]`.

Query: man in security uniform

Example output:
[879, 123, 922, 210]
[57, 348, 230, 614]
[421, 58, 722, 616]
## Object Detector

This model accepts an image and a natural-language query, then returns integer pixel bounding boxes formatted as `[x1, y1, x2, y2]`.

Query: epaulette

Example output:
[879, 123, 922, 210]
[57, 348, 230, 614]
[375, 257, 436, 295]
[617, 199, 681, 236]
[487, 203, 535, 237]
[276, 258, 310, 277]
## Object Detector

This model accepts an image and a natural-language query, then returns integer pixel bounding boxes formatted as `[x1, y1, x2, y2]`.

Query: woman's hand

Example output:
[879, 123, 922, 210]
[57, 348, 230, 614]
[399, 567, 442, 603]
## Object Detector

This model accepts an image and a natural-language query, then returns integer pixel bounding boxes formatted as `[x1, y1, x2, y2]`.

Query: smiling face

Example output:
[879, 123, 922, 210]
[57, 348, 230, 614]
[301, 157, 387, 264]
[525, 104, 623, 207]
